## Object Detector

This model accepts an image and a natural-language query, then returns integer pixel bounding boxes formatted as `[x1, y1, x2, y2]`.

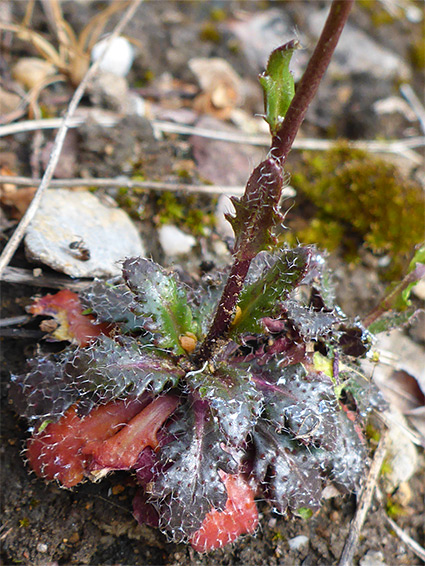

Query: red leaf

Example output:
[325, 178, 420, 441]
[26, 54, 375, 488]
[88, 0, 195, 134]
[29, 289, 109, 346]
[27, 399, 145, 487]
[83, 395, 179, 470]
[189, 471, 258, 553]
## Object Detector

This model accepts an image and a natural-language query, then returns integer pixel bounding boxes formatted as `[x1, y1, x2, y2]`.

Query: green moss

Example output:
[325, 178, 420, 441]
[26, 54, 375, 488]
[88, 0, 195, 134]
[156, 191, 215, 236]
[386, 498, 407, 519]
[209, 8, 227, 22]
[199, 22, 221, 43]
[365, 423, 381, 443]
[19, 517, 29, 528]
[288, 142, 425, 278]
[358, 0, 397, 26]
[409, 35, 425, 70]
[380, 457, 393, 477]
[295, 507, 313, 520]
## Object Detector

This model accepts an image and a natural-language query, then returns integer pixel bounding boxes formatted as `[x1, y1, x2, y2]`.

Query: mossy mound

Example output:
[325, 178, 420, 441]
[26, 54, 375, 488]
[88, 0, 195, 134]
[288, 143, 425, 278]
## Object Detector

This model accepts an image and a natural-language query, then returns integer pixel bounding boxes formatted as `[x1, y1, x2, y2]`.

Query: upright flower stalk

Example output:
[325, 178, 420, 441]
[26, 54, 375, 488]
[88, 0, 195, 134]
[197, 0, 354, 364]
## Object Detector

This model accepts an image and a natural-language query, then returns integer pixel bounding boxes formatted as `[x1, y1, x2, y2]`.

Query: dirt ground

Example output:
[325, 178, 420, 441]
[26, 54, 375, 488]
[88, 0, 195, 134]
[1, 2, 424, 565]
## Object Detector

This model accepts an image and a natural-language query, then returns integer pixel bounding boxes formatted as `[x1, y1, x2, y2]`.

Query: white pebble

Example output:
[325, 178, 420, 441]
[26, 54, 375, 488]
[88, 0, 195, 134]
[288, 535, 309, 551]
[158, 225, 196, 256]
[37, 543, 48, 553]
[91, 36, 135, 77]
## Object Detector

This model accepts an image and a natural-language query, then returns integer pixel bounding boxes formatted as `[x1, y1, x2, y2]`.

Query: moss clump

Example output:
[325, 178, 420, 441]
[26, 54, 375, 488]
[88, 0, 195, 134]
[358, 0, 396, 26]
[288, 142, 425, 278]
[409, 35, 425, 70]
[199, 22, 221, 43]
[156, 191, 215, 236]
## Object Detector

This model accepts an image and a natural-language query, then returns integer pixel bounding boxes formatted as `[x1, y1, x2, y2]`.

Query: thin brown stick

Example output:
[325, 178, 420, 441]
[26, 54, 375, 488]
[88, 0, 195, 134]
[0, 0, 143, 277]
[384, 515, 425, 562]
[1, 266, 91, 291]
[1, 117, 424, 156]
[338, 430, 389, 566]
[271, 0, 354, 163]
[0, 175, 247, 196]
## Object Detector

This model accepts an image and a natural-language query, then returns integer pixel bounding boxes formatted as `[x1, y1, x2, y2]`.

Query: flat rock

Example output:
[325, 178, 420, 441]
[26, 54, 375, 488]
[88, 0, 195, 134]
[25, 189, 145, 278]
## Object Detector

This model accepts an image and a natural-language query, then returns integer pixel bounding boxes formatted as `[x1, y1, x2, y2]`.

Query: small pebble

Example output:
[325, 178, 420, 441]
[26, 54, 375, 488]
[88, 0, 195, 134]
[91, 36, 135, 77]
[288, 535, 309, 551]
[359, 550, 387, 566]
[37, 543, 48, 553]
[158, 225, 196, 256]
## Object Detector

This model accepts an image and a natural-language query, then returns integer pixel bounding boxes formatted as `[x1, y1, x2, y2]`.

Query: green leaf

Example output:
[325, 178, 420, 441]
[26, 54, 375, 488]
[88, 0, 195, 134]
[231, 247, 312, 334]
[259, 40, 300, 136]
[188, 365, 263, 446]
[365, 244, 425, 333]
[399, 244, 425, 308]
[123, 257, 195, 354]
[226, 158, 285, 261]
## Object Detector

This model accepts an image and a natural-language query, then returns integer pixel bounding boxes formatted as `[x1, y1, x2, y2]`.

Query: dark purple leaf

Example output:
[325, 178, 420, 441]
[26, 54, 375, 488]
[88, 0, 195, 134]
[252, 421, 323, 513]
[317, 410, 367, 492]
[226, 158, 285, 261]
[282, 299, 339, 341]
[148, 399, 238, 541]
[188, 365, 263, 446]
[255, 363, 340, 451]
[80, 279, 146, 333]
[9, 355, 77, 424]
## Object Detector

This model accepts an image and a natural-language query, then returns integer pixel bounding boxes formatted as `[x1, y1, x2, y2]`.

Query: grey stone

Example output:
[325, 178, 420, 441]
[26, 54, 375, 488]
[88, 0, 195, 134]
[25, 189, 145, 278]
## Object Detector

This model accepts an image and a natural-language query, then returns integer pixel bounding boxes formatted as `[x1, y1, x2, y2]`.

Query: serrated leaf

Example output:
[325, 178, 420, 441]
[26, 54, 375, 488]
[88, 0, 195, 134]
[365, 245, 425, 333]
[226, 158, 285, 261]
[256, 363, 340, 451]
[232, 247, 312, 334]
[316, 409, 367, 492]
[252, 421, 323, 514]
[149, 399, 238, 541]
[28, 289, 107, 346]
[259, 40, 299, 136]
[191, 273, 226, 337]
[283, 299, 339, 341]
[9, 355, 77, 423]
[65, 335, 184, 402]
[122, 257, 195, 353]
[80, 279, 146, 333]
[188, 365, 263, 446]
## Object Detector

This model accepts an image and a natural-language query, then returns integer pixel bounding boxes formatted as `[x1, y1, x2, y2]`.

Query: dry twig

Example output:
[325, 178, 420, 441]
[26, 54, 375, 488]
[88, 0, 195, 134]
[338, 430, 390, 566]
[0, 0, 143, 277]
[0, 175, 247, 196]
[384, 515, 425, 562]
[400, 84, 425, 134]
[1, 266, 91, 291]
[0, 118, 423, 163]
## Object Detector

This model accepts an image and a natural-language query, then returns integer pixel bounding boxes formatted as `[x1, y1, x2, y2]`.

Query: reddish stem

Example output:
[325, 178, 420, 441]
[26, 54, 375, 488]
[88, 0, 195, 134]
[197, 258, 250, 363]
[271, 0, 354, 163]
[197, 0, 354, 364]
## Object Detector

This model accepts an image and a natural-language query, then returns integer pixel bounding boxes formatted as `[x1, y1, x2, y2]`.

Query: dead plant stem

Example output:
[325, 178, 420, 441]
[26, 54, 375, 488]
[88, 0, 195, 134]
[0, 175, 247, 196]
[338, 430, 389, 566]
